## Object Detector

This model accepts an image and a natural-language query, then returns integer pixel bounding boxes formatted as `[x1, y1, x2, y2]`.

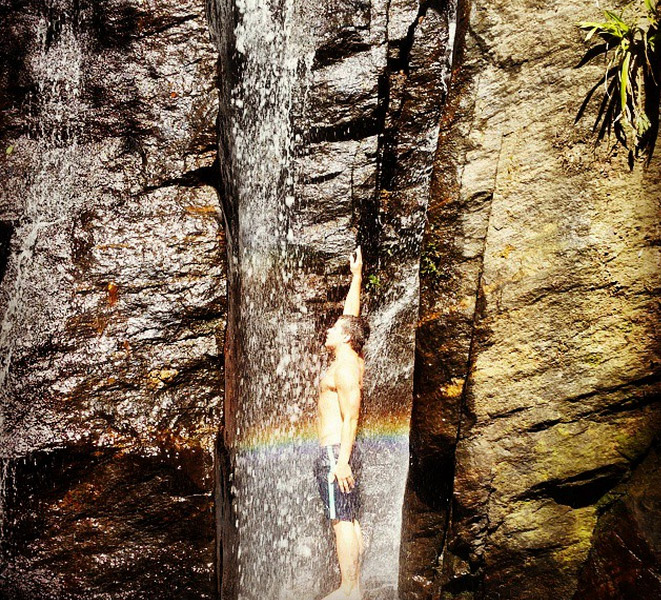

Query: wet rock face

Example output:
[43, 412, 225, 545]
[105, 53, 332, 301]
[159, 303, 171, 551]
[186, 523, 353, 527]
[1, 445, 214, 600]
[0, 1, 223, 598]
[409, 0, 661, 598]
[207, 0, 456, 597]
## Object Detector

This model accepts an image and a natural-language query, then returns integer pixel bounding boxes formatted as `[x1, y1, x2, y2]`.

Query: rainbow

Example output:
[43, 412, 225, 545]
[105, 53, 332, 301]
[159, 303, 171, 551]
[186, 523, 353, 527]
[234, 413, 411, 452]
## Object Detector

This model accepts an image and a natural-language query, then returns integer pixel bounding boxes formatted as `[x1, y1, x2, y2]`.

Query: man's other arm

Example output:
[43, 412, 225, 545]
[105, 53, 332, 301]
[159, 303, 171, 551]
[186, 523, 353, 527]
[343, 246, 362, 317]
[334, 363, 361, 493]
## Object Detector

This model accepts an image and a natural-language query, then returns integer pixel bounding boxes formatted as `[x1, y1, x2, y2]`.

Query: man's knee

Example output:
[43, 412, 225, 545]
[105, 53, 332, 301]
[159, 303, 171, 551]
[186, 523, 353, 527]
[332, 519, 355, 533]
[333, 519, 359, 545]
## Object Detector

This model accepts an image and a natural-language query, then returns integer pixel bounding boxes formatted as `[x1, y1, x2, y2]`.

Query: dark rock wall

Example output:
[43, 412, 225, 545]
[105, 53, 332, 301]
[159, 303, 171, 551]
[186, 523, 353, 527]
[573, 439, 661, 600]
[0, 1, 223, 598]
[409, 1, 661, 599]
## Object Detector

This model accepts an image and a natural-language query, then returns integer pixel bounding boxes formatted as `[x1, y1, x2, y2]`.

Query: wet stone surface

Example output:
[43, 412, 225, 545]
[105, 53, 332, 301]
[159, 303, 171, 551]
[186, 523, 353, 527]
[0, 0, 223, 597]
[0, 445, 214, 600]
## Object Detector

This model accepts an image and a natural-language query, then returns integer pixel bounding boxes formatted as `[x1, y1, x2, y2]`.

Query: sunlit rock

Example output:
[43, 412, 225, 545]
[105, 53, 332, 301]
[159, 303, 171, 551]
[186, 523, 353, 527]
[409, 1, 661, 598]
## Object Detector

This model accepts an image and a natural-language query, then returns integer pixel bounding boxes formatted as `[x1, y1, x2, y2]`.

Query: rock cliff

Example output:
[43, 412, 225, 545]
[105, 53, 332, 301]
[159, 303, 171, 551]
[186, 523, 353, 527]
[0, 0, 223, 597]
[0, 0, 658, 599]
[407, 1, 661, 598]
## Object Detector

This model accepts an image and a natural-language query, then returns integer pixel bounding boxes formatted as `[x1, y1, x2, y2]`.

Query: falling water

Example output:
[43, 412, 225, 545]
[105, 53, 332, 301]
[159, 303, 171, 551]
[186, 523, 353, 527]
[214, 0, 326, 597]
[207, 0, 462, 594]
[0, 0, 89, 547]
[208, 0, 456, 597]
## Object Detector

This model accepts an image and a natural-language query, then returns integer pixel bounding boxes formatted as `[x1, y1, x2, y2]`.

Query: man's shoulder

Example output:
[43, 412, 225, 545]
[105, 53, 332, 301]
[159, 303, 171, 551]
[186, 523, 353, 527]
[334, 355, 361, 382]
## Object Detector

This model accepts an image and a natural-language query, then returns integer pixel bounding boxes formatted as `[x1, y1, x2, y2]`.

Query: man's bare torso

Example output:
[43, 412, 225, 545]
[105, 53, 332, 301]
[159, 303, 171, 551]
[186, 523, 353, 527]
[317, 355, 364, 446]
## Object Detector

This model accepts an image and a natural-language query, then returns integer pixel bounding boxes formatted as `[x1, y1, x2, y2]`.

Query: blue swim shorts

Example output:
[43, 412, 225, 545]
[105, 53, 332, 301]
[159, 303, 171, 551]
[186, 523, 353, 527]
[314, 443, 362, 522]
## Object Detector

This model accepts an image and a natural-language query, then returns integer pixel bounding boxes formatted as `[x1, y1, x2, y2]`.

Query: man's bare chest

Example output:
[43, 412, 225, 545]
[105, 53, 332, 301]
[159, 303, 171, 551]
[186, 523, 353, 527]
[319, 362, 338, 393]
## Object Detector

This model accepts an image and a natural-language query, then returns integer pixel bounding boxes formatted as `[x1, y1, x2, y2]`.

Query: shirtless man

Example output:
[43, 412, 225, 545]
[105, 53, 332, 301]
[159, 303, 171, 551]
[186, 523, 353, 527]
[315, 246, 369, 600]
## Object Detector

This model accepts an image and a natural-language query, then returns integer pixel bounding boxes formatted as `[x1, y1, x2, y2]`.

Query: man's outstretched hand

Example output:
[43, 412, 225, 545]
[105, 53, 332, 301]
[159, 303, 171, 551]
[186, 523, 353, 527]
[350, 245, 362, 276]
[343, 245, 362, 316]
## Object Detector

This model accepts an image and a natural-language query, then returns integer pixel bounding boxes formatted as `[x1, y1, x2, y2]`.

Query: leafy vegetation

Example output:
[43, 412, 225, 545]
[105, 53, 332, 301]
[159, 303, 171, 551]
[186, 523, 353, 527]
[365, 273, 382, 293]
[419, 237, 447, 292]
[575, 0, 661, 166]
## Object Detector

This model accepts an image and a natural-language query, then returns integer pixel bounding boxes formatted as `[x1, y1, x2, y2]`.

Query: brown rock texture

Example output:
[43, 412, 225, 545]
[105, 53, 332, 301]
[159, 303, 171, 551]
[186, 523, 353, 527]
[408, 0, 661, 599]
[0, 0, 658, 598]
[573, 440, 661, 600]
[0, 0, 223, 598]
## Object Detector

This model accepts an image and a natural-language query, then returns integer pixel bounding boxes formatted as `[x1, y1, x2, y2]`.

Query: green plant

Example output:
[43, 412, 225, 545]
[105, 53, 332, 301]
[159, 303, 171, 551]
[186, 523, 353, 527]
[365, 273, 382, 293]
[419, 238, 447, 290]
[575, 0, 661, 166]
[420, 252, 441, 280]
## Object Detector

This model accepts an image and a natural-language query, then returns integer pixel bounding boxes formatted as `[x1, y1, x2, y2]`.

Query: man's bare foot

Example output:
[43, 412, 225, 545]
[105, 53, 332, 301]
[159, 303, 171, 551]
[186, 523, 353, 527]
[320, 585, 362, 600]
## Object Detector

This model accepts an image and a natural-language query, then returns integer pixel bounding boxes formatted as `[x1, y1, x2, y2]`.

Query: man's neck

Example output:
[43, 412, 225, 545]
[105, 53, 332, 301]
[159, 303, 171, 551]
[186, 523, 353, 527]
[332, 343, 358, 361]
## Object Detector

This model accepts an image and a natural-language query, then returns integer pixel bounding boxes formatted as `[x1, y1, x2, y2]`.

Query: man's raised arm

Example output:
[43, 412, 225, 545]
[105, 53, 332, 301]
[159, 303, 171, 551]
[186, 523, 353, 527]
[343, 246, 363, 317]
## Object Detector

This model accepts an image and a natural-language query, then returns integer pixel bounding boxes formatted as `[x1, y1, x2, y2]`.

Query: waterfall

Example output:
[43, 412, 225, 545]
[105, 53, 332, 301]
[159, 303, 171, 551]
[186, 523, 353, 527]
[207, 0, 458, 596]
[212, 1, 326, 596]
[0, 0, 88, 544]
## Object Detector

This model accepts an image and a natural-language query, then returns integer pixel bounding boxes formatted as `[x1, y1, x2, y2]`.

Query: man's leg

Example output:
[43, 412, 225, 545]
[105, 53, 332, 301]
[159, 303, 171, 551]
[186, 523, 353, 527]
[353, 519, 364, 561]
[333, 519, 361, 597]
[320, 519, 362, 600]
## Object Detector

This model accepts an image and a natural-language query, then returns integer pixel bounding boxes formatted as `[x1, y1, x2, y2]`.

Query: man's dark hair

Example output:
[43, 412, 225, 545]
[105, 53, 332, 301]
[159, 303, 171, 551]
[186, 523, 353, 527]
[337, 315, 370, 355]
